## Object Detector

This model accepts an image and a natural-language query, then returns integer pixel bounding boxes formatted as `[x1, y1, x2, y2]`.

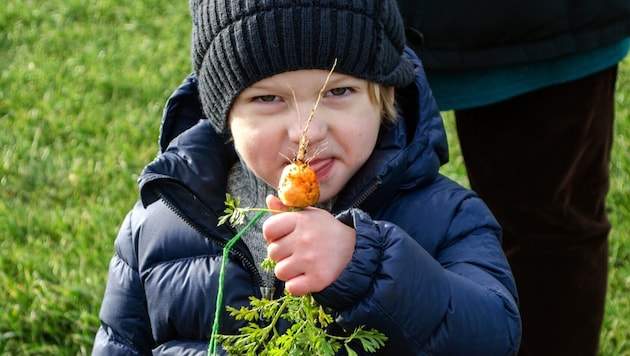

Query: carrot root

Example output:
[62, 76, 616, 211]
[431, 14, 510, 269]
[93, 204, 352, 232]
[277, 161, 319, 208]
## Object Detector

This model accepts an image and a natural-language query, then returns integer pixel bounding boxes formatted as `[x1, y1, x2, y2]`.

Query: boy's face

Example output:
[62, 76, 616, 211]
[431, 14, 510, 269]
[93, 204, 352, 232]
[229, 70, 385, 202]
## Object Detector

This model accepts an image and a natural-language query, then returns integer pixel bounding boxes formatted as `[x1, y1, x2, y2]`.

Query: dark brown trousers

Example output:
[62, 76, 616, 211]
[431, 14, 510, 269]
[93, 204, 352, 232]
[455, 66, 617, 356]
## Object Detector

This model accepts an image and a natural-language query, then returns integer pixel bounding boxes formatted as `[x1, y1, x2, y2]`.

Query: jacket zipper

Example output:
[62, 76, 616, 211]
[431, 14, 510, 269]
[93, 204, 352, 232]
[151, 186, 265, 293]
[350, 180, 381, 209]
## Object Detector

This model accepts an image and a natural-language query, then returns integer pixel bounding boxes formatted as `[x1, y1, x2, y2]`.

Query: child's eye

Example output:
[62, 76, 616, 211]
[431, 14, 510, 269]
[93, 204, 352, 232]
[254, 95, 279, 102]
[326, 87, 351, 96]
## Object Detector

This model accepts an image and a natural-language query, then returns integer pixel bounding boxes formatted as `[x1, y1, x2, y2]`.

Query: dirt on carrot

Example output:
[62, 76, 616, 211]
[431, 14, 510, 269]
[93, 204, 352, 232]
[278, 161, 319, 208]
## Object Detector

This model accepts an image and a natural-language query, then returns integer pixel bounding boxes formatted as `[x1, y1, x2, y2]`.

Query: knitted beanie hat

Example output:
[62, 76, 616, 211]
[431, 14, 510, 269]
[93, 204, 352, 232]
[190, 0, 415, 133]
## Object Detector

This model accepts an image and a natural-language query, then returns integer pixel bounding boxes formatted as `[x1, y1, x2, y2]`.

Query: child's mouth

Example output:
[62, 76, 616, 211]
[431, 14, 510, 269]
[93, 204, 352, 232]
[309, 158, 334, 180]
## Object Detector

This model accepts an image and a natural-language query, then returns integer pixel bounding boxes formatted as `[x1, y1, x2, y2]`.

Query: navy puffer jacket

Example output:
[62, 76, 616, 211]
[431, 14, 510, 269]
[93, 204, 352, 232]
[93, 50, 521, 355]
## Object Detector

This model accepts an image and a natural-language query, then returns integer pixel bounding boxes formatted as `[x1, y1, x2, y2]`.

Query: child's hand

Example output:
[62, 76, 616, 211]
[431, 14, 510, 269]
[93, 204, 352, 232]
[263, 195, 356, 296]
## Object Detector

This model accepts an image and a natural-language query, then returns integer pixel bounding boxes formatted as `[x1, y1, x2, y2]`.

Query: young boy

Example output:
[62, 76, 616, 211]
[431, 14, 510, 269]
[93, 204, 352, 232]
[93, 0, 521, 354]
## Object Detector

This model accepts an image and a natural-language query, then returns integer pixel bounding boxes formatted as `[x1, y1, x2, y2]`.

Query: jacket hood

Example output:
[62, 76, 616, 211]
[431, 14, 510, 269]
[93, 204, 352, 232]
[138, 48, 448, 220]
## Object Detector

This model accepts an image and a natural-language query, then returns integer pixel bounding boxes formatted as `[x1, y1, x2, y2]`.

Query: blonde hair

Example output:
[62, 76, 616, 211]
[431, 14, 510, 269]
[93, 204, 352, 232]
[367, 82, 397, 124]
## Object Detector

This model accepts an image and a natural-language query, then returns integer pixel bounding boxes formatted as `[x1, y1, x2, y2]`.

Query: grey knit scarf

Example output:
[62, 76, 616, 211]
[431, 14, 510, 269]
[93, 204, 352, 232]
[226, 159, 277, 298]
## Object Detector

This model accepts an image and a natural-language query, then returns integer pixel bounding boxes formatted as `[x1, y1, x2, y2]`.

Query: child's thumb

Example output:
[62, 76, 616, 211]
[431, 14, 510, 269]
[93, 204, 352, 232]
[266, 195, 288, 213]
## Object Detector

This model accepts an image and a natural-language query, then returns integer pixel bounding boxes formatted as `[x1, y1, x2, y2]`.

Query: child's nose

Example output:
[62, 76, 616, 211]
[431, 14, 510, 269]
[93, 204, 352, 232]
[287, 104, 327, 144]
[302, 114, 326, 143]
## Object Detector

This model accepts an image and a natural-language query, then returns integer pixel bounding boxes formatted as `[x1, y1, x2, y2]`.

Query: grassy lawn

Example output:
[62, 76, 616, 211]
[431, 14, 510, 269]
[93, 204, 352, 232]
[1, 0, 629, 354]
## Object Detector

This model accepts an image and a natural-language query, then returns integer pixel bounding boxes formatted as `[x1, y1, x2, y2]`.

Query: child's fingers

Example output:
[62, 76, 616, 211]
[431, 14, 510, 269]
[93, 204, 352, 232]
[273, 256, 324, 296]
[262, 209, 295, 243]
[283, 275, 315, 296]
[266, 194, 289, 213]
[266, 239, 292, 263]
[277, 262, 329, 296]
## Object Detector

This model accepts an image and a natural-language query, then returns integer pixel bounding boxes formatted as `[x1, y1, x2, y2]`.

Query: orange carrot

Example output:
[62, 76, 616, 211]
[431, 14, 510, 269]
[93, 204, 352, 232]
[278, 161, 319, 208]
[277, 60, 337, 208]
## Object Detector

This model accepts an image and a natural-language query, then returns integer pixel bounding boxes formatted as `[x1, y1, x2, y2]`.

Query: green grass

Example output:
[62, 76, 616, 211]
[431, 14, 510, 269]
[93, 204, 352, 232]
[1, 0, 628, 354]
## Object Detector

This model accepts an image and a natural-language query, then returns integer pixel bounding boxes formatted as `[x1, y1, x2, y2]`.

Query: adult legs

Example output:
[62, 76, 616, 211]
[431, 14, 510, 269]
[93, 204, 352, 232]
[454, 66, 617, 356]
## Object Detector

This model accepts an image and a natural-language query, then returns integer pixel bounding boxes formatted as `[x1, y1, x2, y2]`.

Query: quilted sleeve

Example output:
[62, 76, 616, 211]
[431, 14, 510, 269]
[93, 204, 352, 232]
[92, 205, 154, 355]
[314, 196, 520, 355]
